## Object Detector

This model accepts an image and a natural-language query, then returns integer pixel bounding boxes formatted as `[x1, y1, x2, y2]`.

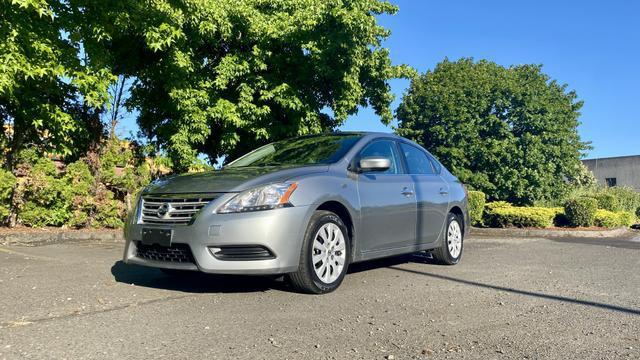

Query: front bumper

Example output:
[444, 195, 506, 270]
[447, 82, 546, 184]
[123, 205, 313, 275]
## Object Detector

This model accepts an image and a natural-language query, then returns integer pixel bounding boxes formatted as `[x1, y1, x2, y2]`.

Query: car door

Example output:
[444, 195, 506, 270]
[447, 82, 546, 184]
[356, 139, 417, 252]
[399, 142, 450, 246]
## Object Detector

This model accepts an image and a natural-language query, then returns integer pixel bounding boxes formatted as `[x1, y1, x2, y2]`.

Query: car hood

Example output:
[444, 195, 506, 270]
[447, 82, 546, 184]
[143, 165, 328, 194]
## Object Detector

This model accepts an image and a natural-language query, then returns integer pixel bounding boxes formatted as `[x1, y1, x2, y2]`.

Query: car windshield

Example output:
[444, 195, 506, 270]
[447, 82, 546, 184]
[226, 134, 362, 168]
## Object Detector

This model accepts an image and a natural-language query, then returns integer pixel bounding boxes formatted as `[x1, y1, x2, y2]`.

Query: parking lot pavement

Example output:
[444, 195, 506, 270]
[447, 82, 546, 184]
[0, 236, 639, 360]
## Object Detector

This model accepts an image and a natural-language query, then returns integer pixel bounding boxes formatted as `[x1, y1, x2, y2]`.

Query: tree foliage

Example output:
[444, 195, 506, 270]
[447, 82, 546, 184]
[82, 0, 412, 170]
[0, 0, 114, 168]
[397, 58, 589, 205]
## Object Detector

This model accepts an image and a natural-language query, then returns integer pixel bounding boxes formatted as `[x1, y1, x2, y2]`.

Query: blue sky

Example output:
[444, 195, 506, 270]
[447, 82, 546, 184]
[342, 0, 639, 159]
[121, 0, 639, 159]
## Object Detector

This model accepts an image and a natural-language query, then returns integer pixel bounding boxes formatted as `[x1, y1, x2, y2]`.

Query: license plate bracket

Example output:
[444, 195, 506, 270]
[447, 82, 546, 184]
[141, 228, 173, 247]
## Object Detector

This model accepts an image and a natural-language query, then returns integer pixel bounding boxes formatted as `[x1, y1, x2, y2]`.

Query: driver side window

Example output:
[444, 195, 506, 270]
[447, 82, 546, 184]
[359, 140, 401, 174]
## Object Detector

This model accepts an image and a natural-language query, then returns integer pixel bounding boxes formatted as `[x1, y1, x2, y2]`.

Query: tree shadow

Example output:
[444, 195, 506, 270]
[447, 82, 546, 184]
[111, 261, 288, 294]
[389, 265, 640, 316]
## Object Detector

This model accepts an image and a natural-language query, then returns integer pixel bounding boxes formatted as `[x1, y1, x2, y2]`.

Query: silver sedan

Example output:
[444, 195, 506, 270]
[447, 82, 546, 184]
[123, 132, 469, 294]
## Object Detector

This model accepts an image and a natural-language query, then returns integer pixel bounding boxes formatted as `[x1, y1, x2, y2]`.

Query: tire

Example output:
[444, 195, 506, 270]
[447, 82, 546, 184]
[431, 212, 464, 265]
[287, 210, 350, 294]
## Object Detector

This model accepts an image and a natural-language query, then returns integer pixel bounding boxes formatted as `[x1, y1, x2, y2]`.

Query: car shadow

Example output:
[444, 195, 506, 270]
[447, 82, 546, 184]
[347, 251, 438, 274]
[111, 261, 288, 294]
[112, 252, 436, 294]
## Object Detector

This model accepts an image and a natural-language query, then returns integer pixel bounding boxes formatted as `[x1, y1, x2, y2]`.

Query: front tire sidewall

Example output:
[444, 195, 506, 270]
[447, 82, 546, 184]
[304, 212, 350, 293]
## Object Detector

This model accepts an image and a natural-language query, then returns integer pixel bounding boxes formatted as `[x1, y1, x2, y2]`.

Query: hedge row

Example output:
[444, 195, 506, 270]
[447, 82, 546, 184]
[594, 210, 635, 228]
[472, 190, 638, 229]
[483, 201, 562, 228]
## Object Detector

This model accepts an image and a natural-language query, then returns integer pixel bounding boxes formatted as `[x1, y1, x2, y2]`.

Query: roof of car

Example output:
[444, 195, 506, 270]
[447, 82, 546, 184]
[333, 131, 400, 137]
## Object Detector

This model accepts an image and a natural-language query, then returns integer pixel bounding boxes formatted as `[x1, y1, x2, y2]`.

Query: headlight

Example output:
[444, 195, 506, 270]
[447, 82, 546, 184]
[216, 182, 298, 214]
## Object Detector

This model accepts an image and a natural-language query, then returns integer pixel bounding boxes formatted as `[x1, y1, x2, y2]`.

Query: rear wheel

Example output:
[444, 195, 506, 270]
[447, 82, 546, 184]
[431, 212, 464, 265]
[287, 210, 350, 294]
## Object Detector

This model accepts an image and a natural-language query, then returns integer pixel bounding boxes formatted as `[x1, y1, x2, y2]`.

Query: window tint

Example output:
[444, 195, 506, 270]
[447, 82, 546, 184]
[427, 154, 442, 174]
[359, 140, 402, 174]
[400, 143, 435, 175]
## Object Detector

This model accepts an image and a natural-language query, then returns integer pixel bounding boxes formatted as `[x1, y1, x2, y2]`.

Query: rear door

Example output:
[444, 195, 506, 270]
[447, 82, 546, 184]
[399, 142, 450, 246]
[356, 139, 417, 252]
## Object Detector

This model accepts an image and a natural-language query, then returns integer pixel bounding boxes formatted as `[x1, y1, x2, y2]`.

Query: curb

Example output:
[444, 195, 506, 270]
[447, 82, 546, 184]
[0, 230, 124, 246]
[470, 226, 631, 239]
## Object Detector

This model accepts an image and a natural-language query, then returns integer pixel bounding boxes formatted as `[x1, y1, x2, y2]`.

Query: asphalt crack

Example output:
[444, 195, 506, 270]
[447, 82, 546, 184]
[0, 294, 194, 329]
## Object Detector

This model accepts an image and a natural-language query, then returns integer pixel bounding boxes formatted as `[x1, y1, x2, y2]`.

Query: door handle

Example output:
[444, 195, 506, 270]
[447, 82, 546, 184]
[401, 187, 414, 197]
[439, 188, 449, 196]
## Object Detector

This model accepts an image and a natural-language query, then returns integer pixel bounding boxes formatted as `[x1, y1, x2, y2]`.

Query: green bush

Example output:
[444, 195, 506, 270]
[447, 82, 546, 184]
[467, 190, 486, 226]
[63, 161, 96, 228]
[484, 201, 512, 211]
[636, 207, 640, 219]
[593, 193, 620, 212]
[90, 185, 126, 229]
[606, 187, 640, 214]
[484, 202, 560, 228]
[564, 197, 598, 227]
[594, 210, 635, 228]
[0, 169, 16, 222]
[619, 212, 636, 227]
[2, 136, 184, 229]
[19, 159, 73, 227]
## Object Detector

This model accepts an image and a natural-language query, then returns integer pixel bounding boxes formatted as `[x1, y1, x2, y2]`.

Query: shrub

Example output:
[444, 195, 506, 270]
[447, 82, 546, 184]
[485, 201, 512, 211]
[564, 197, 598, 227]
[19, 159, 73, 227]
[606, 187, 640, 214]
[467, 190, 486, 226]
[484, 202, 560, 228]
[593, 193, 620, 212]
[618, 211, 636, 227]
[0, 169, 16, 222]
[636, 207, 640, 219]
[594, 210, 635, 228]
[92, 185, 126, 229]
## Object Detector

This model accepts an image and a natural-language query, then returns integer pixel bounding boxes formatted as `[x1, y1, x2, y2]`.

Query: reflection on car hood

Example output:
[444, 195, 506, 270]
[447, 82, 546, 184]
[143, 165, 329, 194]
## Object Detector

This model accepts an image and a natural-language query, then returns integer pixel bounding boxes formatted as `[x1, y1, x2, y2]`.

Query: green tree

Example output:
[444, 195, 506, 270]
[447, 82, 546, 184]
[0, 0, 115, 169]
[397, 58, 589, 205]
[84, 0, 412, 171]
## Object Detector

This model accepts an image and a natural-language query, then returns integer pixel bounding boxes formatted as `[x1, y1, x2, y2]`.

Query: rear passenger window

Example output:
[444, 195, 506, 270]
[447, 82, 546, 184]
[400, 143, 435, 175]
[427, 154, 442, 174]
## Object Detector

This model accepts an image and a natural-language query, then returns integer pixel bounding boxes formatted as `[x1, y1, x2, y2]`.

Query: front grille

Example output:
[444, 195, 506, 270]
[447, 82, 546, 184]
[140, 194, 220, 225]
[136, 243, 195, 263]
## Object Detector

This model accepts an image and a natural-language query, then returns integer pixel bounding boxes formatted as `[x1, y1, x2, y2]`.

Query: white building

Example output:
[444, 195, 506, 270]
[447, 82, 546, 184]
[582, 155, 640, 190]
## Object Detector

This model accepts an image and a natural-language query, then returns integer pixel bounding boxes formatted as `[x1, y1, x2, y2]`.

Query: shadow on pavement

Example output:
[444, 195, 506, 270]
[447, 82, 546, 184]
[546, 236, 640, 250]
[111, 261, 288, 294]
[389, 266, 640, 316]
[348, 252, 437, 274]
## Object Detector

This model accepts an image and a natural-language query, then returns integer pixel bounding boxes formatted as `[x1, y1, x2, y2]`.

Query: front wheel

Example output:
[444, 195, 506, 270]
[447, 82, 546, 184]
[287, 210, 350, 294]
[431, 213, 464, 265]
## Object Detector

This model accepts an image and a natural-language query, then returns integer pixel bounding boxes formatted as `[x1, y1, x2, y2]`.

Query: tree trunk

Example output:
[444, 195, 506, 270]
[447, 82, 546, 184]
[6, 181, 20, 228]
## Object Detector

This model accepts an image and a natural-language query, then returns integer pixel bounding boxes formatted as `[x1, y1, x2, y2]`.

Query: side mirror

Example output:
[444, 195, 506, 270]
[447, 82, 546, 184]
[359, 156, 391, 172]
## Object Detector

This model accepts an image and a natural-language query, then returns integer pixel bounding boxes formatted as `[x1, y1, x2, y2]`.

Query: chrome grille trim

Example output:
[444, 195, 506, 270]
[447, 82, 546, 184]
[140, 194, 221, 225]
